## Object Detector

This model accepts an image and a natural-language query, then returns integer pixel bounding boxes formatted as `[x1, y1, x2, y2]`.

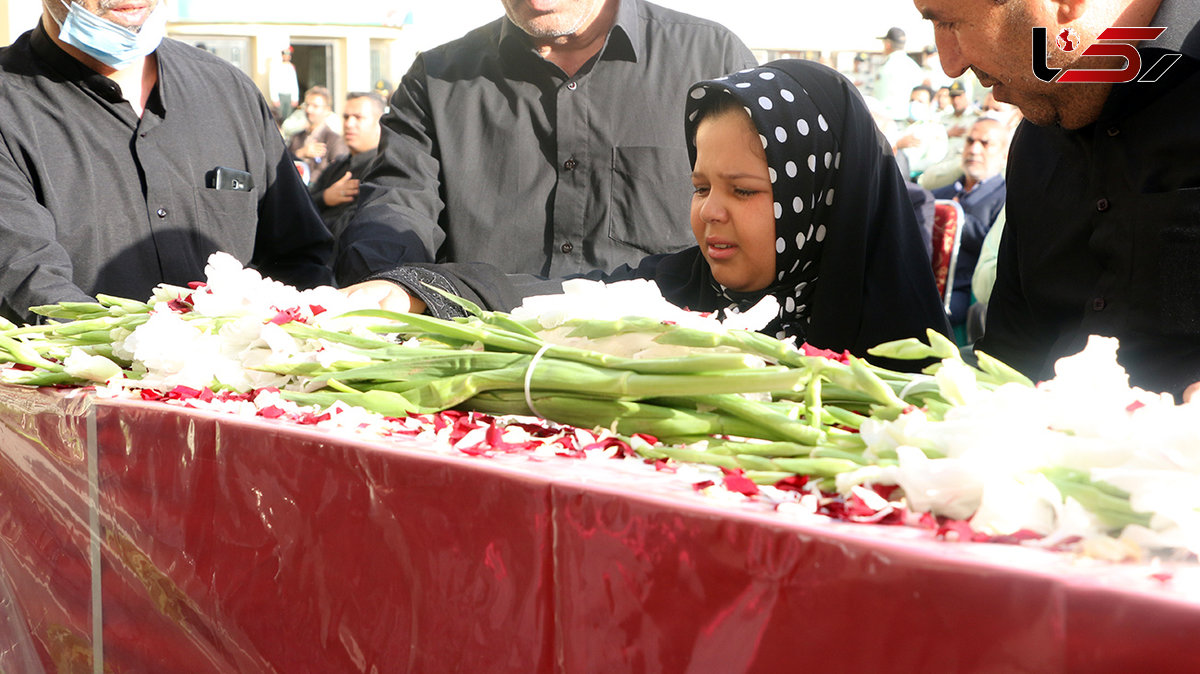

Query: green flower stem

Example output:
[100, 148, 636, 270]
[657, 446, 741, 471]
[653, 394, 824, 446]
[1041, 467, 1153, 531]
[744, 471, 798, 485]
[705, 438, 814, 458]
[465, 391, 771, 440]
[0, 334, 64, 371]
[772, 457, 863, 479]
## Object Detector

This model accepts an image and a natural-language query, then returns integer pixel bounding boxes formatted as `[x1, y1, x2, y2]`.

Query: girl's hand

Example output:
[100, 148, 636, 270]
[339, 280, 427, 315]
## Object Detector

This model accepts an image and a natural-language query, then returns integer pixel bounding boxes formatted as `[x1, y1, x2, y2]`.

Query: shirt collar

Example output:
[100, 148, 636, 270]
[960, 172, 1003, 196]
[30, 21, 126, 103]
[1149, 0, 1200, 58]
[30, 20, 168, 113]
[498, 0, 641, 64]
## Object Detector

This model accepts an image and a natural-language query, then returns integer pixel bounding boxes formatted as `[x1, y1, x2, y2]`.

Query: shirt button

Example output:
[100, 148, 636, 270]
[1096, 198, 1109, 212]
[563, 157, 578, 171]
[567, 81, 577, 91]
[1106, 126, 1119, 137]
[156, 208, 168, 218]
[560, 242, 574, 253]
[1092, 297, 1107, 311]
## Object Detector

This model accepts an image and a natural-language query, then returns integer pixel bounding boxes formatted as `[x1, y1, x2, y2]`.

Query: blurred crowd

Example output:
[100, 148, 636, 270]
[854, 27, 1018, 344]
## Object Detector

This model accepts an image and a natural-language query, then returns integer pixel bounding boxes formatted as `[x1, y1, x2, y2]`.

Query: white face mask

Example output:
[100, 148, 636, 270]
[52, 1, 166, 70]
[908, 100, 931, 122]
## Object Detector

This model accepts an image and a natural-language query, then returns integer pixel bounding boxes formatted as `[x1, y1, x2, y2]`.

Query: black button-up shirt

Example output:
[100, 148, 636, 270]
[336, 0, 755, 283]
[979, 0, 1200, 396]
[0, 25, 332, 323]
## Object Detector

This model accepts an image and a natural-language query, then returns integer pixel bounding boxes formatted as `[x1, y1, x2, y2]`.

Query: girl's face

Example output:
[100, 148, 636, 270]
[690, 110, 776, 292]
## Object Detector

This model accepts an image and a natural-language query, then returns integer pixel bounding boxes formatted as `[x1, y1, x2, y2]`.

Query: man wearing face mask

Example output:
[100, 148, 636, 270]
[893, 84, 948, 179]
[0, 0, 334, 324]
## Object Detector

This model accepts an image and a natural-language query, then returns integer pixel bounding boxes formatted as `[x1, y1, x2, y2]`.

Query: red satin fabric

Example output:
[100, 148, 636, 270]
[0, 385, 1197, 673]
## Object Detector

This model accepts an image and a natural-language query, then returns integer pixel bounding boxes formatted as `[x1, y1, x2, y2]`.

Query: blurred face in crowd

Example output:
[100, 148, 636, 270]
[934, 87, 951, 110]
[961, 118, 1008, 187]
[304, 93, 331, 128]
[45, 0, 161, 32]
[983, 92, 1021, 127]
[690, 109, 776, 293]
[913, 0, 1120, 129]
[342, 96, 383, 155]
[909, 87, 933, 121]
[950, 91, 969, 113]
[501, 0, 608, 39]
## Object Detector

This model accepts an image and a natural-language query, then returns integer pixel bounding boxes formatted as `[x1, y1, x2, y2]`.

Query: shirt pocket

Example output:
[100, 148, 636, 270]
[1131, 187, 1200, 336]
[192, 186, 259, 260]
[608, 146, 694, 255]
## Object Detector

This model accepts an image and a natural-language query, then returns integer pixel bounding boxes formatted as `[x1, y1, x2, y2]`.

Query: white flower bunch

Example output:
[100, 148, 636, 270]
[513, 278, 779, 332]
[104, 253, 390, 392]
[851, 336, 1200, 557]
[512, 278, 781, 359]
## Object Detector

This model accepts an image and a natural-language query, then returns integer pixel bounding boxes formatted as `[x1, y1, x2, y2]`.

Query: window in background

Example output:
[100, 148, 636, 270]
[178, 36, 251, 75]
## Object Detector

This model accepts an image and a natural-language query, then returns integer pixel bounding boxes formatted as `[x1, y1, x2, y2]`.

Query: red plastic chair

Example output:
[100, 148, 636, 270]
[931, 199, 965, 315]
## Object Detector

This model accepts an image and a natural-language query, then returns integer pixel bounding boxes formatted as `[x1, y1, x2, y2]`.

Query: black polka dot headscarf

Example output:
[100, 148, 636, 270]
[684, 65, 842, 342]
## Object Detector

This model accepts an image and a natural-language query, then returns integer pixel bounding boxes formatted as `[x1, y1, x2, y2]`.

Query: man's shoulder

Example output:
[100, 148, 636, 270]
[417, 17, 506, 73]
[884, 51, 922, 71]
[157, 38, 259, 91]
[977, 175, 1007, 199]
[931, 183, 958, 200]
[635, 0, 742, 39]
[0, 30, 39, 84]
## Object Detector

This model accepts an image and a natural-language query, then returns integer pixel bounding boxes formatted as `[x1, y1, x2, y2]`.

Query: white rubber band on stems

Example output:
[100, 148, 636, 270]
[523, 343, 553, 418]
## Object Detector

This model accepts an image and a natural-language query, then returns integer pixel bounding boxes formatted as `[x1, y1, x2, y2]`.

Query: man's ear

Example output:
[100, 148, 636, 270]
[1051, 0, 1088, 25]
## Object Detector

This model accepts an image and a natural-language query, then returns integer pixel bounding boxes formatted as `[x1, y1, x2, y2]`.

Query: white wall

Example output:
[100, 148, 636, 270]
[2, 1, 44, 46]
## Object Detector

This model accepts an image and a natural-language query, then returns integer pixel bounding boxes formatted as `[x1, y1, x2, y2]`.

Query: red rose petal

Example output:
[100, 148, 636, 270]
[721, 468, 760, 496]
[581, 437, 635, 457]
[773, 475, 810, 492]
[292, 412, 329, 425]
[872, 484, 901, 502]
[258, 406, 286, 419]
[800, 343, 852, 363]
[167, 385, 203, 400]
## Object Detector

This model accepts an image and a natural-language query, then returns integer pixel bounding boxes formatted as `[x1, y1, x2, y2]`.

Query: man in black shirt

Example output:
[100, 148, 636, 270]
[915, 0, 1200, 398]
[336, 0, 755, 293]
[0, 0, 333, 324]
[309, 92, 386, 240]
